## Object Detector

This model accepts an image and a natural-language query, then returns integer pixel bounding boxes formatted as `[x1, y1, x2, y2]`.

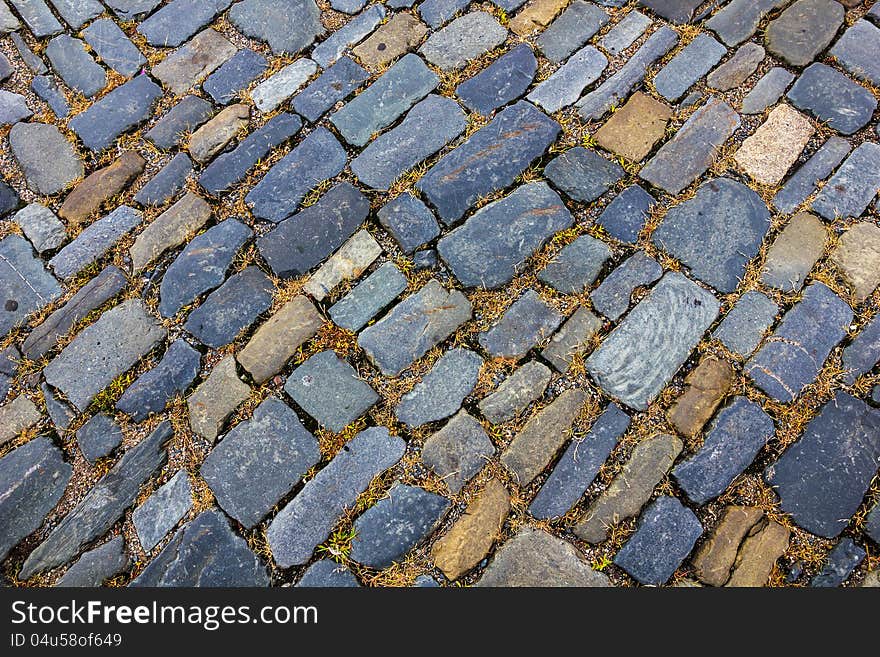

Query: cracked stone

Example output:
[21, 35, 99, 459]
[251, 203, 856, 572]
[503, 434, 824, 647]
[666, 356, 735, 439]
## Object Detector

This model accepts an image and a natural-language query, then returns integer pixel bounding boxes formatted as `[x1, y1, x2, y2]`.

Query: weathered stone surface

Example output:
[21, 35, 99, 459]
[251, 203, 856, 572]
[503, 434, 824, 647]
[542, 308, 602, 373]
[352, 11, 425, 70]
[292, 57, 369, 123]
[765, 0, 844, 67]
[82, 18, 145, 78]
[14, 204, 65, 254]
[538, 0, 608, 63]
[418, 102, 560, 224]
[0, 91, 33, 126]
[528, 45, 607, 113]
[238, 296, 321, 384]
[184, 266, 273, 349]
[359, 279, 471, 376]
[0, 436, 71, 561]
[600, 9, 650, 55]
[420, 11, 507, 71]
[654, 34, 726, 102]
[377, 194, 439, 255]
[352, 95, 466, 190]
[431, 478, 509, 580]
[0, 396, 41, 446]
[831, 223, 880, 303]
[159, 218, 251, 318]
[304, 230, 381, 301]
[329, 263, 408, 332]
[706, 0, 787, 46]
[145, 96, 213, 151]
[747, 283, 852, 403]
[20, 422, 171, 578]
[188, 357, 250, 442]
[653, 177, 769, 294]
[229, 0, 323, 55]
[10, 31, 47, 74]
[42, 382, 75, 432]
[137, 0, 231, 47]
[811, 538, 865, 587]
[70, 76, 162, 151]
[842, 314, 880, 386]
[50, 206, 140, 280]
[741, 67, 795, 115]
[812, 143, 880, 221]
[637, 0, 701, 23]
[0, 236, 61, 339]
[350, 484, 450, 568]
[57, 537, 129, 587]
[44, 300, 164, 412]
[456, 43, 536, 115]
[865, 502, 880, 544]
[267, 427, 405, 567]
[510, 0, 567, 35]
[725, 519, 789, 587]
[131, 193, 211, 271]
[152, 29, 236, 95]
[0, 181, 20, 218]
[539, 235, 611, 295]
[439, 183, 572, 289]
[395, 349, 481, 427]
[9, 0, 62, 37]
[116, 339, 200, 421]
[75, 413, 122, 463]
[830, 19, 880, 87]
[766, 392, 880, 538]
[105, 0, 162, 21]
[546, 147, 623, 203]
[189, 104, 250, 164]
[614, 495, 702, 585]
[667, 356, 735, 438]
[772, 136, 851, 214]
[588, 272, 719, 411]
[251, 59, 316, 113]
[10, 122, 82, 197]
[692, 505, 764, 586]
[706, 42, 764, 91]
[0, 0, 20, 32]
[60, 152, 145, 227]
[132, 508, 268, 586]
[574, 432, 682, 543]
[477, 526, 610, 587]
[735, 105, 814, 185]
[713, 291, 778, 358]
[45, 35, 105, 97]
[478, 361, 551, 425]
[786, 63, 877, 135]
[590, 251, 663, 321]
[422, 410, 494, 493]
[133, 470, 193, 552]
[296, 560, 359, 587]
[596, 92, 671, 164]
[247, 128, 348, 224]
[641, 98, 740, 195]
[479, 290, 563, 360]
[761, 212, 827, 293]
[314, 4, 386, 68]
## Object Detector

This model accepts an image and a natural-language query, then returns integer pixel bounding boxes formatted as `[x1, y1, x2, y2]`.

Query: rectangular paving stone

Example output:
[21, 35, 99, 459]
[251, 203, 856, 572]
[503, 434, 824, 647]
[0, 396, 41, 446]
[82, 18, 146, 78]
[479, 289, 563, 359]
[352, 11, 427, 70]
[187, 356, 250, 441]
[134, 153, 193, 207]
[418, 102, 560, 225]
[438, 182, 573, 289]
[600, 9, 651, 55]
[251, 58, 317, 113]
[188, 104, 249, 165]
[811, 143, 880, 220]
[420, 11, 507, 70]
[203, 48, 268, 105]
[771, 136, 851, 214]
[377, 193, 440, 254]
[761, 211, 826, 293]
[455, 43, 537, 116]
[509, 0, 567, 35]
[421, 411, 495, 493]
[0, 1, 19, 33]
[43, 299, 165, 411]
[419, 0, 469, 28]
[394, 348, 482, 427]
[545, 146, 623, 204]
[69, 76, 162, 152]
[713, 290, 778, 358]
[329, 262, 408, 332]
[105, 0, 162, 19]
[640, 97, 740, 195]
[539, 234, 611, 295]
[478, 360, 551, 425]
[330, 54, 439, 148]
[638, 0, 702, 23]
[303, 229, 381, 301]
[312, 4, 386, 68]
[527, 45, 607, 113]
[10, 31, 46, 74]
[542, 307, 602, 372]
[537, 0, 608, 63]
[653, 33, 727, 102]
[115, 339, 200, 421]
[741, 66, 795, 115]
[358, 279, 472, 376]
[137, 0, 232, 48]
[133, 470, 192, 552]
[0, 235, 62, 337]
[145, 96, 214, 151]
[292, 56, 369, 123]
[49, 206, 142, 280]
[9, 0, 62, 38]
[45, 35, 106, 98]
[705, 0, 786, 46]
[841, 314, 880, 386]
[811, 538, 865, 587]
[529, 403, 630, 519]
[30, 75, 68, 119]
[786, 62, 877, 136]
[830, 19, 880, 87]
[746, 283, 852, 403]
[152, 28, 236, 95]
[587, 272, 720, 411]
[130, 192, 211, 272]
[735, 104, 815, 186]
[351, 94, 466, 190]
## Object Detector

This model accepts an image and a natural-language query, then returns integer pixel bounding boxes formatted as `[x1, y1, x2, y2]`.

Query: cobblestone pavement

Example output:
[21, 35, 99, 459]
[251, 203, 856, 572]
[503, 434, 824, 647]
[1, 0, 879, 588]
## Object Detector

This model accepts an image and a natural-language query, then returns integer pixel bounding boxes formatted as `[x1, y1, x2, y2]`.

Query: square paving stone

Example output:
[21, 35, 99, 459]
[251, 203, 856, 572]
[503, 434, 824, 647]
[712, 290, 778, 358]
[734, 104, 815, 186]
[596, 184, 655, 244]
[595, 92, 672, 163]
[786, 63, 876, 135]
[545, 147, 623, 203]
[70, 75, 162, 151]
[538, 235, 612, 294]
[377, 193, 440, 254]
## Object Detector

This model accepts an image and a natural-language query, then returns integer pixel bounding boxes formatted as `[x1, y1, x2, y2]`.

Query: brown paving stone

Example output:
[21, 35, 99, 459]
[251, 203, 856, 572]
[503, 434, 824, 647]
[352, 13, 428, 71]
[734, 104, 815, 185]
[510, 0, 569, 36]
[666, 356, 735, 438]
[59, 152, 145, 226]
[725, 519, 790, 587]
[188, 104, 250, 164]
[594, 91, 672, 162]
[692, 505, 764, 586]
[761, 211, 827, 293]
[130, 192, 212, 271]
[830, 222, 880, 302]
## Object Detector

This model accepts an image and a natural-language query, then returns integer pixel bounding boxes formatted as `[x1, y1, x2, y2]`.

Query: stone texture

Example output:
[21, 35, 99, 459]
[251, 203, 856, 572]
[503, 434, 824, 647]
[251, 59, 316, 113]
[145, 96, 213, 151]
[600, 9, 650, 55]
[546, 146, 623, 203]
[786, 63, 877, 135]
[14, 204, 66, 254]
[75, 413, 123, 463]
[735, 104, 815, 185]
[82, 18, 145, 78]
[302, 229, 381, 301]
[152, 29, 236, 95]
[456, 43, 537, 115]
[510, 0, 567, 35]
[654, 34, 726, 102]
[131, 193, 211, 272]
[637, 0, 701, 23]
[314, 4, 386, 68]
[421, 410, 495, 493]
[741, 67, 795, 115]
[395, 349, 482, 427]
[45, 34, 105, 97]
[292, 57, 369, 123]
[352, 12, 426, 70]
[537, 1, 608, 63]
[811, 538, 865, 587]
[0, 91, 33, 126]
[137, 0, 232, 48]
[542, 307, 602, 372]
[377, 194, 439, 254]
[595, 92, 671, 163]
[831, 223, 880, 303]
[116, 339, 201, 421]
[70, 75, 163, 151]
[841, 314, 880, 386]
[713, 291, 778, 358]
[420, 12, 507, 70]
[706, 42, 764, 91]
[0, 396, 41, 446]
[9, 0, 62, 37]
[765, 0, 844, 67]
[60, 152, 145, 227]
[10, 122, 83, 196]
[761, 212, 827, 292]
[57, 537, 129, 587]
[590, 251, 663, 321]
[772, 136, 851, 214]
[479, 290, 563, 359]
[329, 263, 407, 332]
[831, 19, 880, 86]
[0, 235, 62, 339]
[133, 470, 193, 551]
[188, 104, 250, 164]
[692, 505, 764, 586]
[666, 356, 735, 438]
[540, 236, 611, 295]
[706, 0, 787, 46]
[725, 520, 790, 587]
[812, 143, 880, 221]
[296, 560, 359, 587]
[229, 0, 323, 55]
[478, 361, 551, 425]
[187, 356, 250, 441]
[527, 45, 607, 113]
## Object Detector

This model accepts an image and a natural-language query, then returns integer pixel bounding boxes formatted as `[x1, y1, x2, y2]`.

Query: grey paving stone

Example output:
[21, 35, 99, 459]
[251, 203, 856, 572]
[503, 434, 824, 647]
[587, 272, 720, 411]
[82, 18, 146, 78]
[31, 76, 70, 119]
[135, 153, 194, 207]
[713, 290, 778, 358]
[42, 382, 75, 431]
[14, 204, 66, 254]
[246, 128, 348, 223]
[579, 25, 678, 120]
[0, 181, 20, 218]
[46, 0, 100, 28]
[267, 427, 405, 567]
[203, 48, 268, 105]
[395, 348, 482, 427]
[105, 0, 162, 20]
[200, 113, 302, 194]
[292, 56, 369, 123]
[229, 0, 323, 54]
[0, 396, 41, 447]
[0, 235, 62, 338]
[538, 1, 609, 63]
[653, 177, 769, 294]
[438, 182, 573, 289]
[184, 266, 273, 349]
[296, 560, 360, 586]
[201, 397, 319, 528]
[350, 484, 450, 568]
[44, 299, 164, 411]
[747, 283, 852, 403]
[116, 339, 200, 421]
[138, 0, 232, 48]
[600, 9, 651, 55]
[56, 537, 128, 587]
[351, 94, 466, 190]
[478, 361, 551, 425]
[740, 67, 795, 114]
[0, 0, 19, 32]
[596, 185, 655, 244]
[0, 91, 32, 126]
[765, 392, 880, 538]
[705, 0, 787, 46]
[422, 410, 494, 493]
[21, 422, 171, 579]
[528, 45, 608, 113]
[132, 508, 268, 586]
[9, 0, 62, 37]
[546, 147, 623, 204]
[152, 29, 236, 95]
[70, 75, 163, 151]
[0, 51, 9, 81]
[330, 0, 365, 13]
[772, 136, 851, 214]
[673, 397, 774, 504]
[0, 436, 71, 562]
[419, 0, 469, 28]
[865, 503, 880, 544]
[538, 235, 611, 295]
[419, 11, 507, 71]
[331, 54, 439, 148]
[786, 63, 877, 136]
[541, 307, 602, 372]
[418, 102, 560, 225]
[842, 314, 880, 386]
[358, 279, 471, 376]
[133, 470, 193, 552]
[830, 19, 880, 88]
[638, 0, 702, 23]
[10, 122, 82, 196]
[811, 538, 865, 587]
[285, 350, 378, 432]
[329, 263, 407, 332]
[11, 31, 47, 74]
[706, 42, 764, 91]
[654, 33, 727, 102]
[529, 404, 630, 519]
[251, 58, 316, 113]
[766, 0, 843, 67]
[76, 413, 123, 464]
[377, 193, 440, 254]
[640, 98, 740, 195]
[811, 143, 880, 220]
[145, 96, 214, 151]
[45, 35, 106, 98]
[613, 495, 702, 585]
[311, 4, 385, 68]
[130, 192, 212, 272]
[455, 43, 536, 115]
